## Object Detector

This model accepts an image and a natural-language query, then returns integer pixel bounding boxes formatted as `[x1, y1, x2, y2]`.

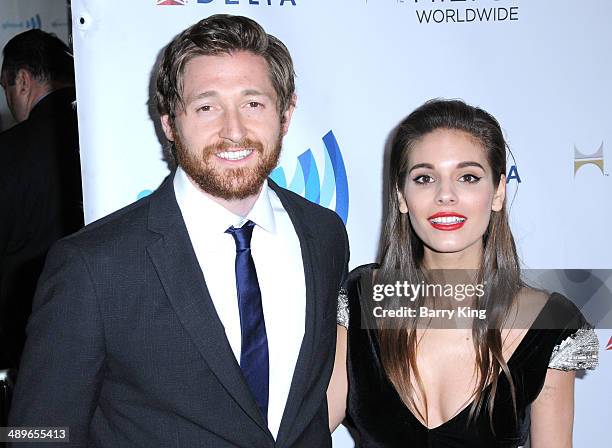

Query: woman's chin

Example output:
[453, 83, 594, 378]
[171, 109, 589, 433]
[424, 241, 466, 255]
[426, 240, 480, 256]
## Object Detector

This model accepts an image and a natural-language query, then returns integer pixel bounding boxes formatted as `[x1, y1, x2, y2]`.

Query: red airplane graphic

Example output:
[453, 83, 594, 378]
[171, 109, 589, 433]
[157, 0, 186, 5]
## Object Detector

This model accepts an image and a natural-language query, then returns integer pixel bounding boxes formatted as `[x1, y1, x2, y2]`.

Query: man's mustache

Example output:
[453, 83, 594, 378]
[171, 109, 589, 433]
[202, 138, 265, 154]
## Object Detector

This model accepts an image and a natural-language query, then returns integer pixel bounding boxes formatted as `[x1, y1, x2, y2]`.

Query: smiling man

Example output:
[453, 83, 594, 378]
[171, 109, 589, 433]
[9, 15, 349, 448]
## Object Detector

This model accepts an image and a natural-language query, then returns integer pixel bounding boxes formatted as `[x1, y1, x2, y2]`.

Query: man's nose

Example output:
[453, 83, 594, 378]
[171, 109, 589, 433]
[219, 108, 247, 144]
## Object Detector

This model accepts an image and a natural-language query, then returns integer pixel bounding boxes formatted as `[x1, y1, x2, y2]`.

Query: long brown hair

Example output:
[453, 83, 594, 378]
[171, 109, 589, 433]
[377, 99, 522, 429]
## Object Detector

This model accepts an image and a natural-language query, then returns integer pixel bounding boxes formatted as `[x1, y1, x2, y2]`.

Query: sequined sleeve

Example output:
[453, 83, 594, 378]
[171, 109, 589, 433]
[548, 328, 599, 371]
[337, 287, 349, 329]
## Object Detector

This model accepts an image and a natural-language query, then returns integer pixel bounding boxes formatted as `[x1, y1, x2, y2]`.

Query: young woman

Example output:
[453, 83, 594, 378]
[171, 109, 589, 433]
[327, 99, 599, 447]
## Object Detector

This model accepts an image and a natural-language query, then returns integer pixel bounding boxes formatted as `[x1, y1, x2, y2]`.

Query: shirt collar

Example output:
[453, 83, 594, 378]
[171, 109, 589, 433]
[174, 167, 276, 235]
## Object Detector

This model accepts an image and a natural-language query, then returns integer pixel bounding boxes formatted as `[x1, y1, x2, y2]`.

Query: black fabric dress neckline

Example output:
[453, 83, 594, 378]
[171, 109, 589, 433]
[343, 264, 585, 448]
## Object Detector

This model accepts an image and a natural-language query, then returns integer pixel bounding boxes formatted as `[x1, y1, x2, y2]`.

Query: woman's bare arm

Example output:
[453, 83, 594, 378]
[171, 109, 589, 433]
[327, 325, 348, 432]
[529, 368, 575, 448]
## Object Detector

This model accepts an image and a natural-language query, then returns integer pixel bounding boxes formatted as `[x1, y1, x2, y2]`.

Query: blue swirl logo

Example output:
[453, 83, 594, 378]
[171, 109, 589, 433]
[26, 14, 42, 29]
[270, 130, 349, 224]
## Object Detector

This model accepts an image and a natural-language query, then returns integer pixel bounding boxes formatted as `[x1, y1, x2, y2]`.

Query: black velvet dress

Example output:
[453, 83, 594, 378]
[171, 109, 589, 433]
[339, 265, 599, 448]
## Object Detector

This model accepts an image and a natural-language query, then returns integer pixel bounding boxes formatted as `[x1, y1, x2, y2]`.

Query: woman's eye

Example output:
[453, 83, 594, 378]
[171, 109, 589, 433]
[413, 175, 434, 185]
[248, 102, 262, 108]
[459, 174, 481, 183]
[198, 105, 211, 112]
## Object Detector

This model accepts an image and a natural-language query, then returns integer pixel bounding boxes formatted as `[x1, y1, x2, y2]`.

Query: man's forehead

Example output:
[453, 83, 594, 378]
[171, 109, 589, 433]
[183, 52, 271, 80]
[185, 87, 272, 101]
[182, 61, 277, 100]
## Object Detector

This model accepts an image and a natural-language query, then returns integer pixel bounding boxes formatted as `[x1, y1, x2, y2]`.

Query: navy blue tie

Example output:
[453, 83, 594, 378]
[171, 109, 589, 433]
[226, 220, 269, 422]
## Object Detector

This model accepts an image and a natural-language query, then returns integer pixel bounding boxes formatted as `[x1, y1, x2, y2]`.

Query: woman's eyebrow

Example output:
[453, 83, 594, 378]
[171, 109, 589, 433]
[408, 161, 486, 173]
[456, 161, 486, 170]
[408, 162, 434, 173]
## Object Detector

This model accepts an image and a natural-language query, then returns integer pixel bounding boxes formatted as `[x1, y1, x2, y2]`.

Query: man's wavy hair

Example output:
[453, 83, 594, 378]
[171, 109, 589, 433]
[155, 14, 296, 124]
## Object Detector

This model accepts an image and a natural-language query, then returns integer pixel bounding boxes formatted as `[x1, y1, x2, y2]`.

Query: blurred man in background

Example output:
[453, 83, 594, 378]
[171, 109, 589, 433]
[0, 29, 83, 379]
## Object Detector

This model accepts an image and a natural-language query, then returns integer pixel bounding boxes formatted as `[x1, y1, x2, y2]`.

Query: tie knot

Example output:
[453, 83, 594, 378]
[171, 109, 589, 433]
[226, 220, 256, 251]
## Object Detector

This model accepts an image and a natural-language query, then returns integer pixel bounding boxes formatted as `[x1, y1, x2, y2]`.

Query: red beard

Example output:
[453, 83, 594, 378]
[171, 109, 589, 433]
[174, 133, 282, 200]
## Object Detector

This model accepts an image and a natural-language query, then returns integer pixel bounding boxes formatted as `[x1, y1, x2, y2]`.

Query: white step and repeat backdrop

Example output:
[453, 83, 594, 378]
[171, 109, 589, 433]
[0, 0, 69, 131]
[70, 0, 611, 446]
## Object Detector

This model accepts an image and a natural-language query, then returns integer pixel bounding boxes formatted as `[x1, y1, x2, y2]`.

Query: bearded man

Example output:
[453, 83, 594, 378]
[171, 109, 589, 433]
[9, 15, 349, 448]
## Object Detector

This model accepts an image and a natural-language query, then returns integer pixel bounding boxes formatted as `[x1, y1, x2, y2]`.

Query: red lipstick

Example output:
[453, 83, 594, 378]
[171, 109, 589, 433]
[428, 212, 467, 231]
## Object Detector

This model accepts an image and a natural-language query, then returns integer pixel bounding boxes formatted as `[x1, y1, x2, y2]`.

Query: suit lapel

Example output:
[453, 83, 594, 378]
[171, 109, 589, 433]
[146, 175, 272, 438]
[269, 181, 325, 447]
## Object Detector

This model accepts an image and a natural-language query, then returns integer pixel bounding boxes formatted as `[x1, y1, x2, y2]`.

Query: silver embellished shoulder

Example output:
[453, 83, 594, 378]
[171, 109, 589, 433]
[548, 327, 599, 371]
[337, 287, 349, 329]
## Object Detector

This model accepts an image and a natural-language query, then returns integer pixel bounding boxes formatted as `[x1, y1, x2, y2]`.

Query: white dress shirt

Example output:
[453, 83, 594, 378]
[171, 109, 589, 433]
[173, 167, 306, 439]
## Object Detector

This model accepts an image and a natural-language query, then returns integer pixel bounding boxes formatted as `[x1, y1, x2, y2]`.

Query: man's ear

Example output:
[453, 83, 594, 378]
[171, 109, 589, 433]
[160, 114, 175, 142]
[280, 94, 297, 136]
[15, 68, 32, 94]
[492, 174, 506, 212]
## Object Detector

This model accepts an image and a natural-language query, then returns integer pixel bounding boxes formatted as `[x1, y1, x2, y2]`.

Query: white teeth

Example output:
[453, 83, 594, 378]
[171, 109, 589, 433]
[430, 216, 466, 224]
[216, 149, 253, 161]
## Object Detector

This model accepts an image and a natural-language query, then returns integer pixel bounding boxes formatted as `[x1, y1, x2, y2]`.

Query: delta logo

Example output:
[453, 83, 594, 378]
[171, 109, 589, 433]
[197, 0, 296, 5]
[157, 0, 186, 5]
[606, 336, 612, 351]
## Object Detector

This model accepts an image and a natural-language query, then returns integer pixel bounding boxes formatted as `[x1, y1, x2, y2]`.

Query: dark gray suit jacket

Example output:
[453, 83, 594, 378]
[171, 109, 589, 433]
[9, 174, 349, 447]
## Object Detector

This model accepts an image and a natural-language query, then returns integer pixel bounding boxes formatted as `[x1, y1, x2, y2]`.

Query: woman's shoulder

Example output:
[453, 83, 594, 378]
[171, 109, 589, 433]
[543, 293, 599, 371]
[337, 263, 379, 329]
[529, 290, 591, 330]
[345, 263, 379, 284]
[343, 263, 381, 305]
[516, 288, 599, 371]
[510, 287, 589, 329]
